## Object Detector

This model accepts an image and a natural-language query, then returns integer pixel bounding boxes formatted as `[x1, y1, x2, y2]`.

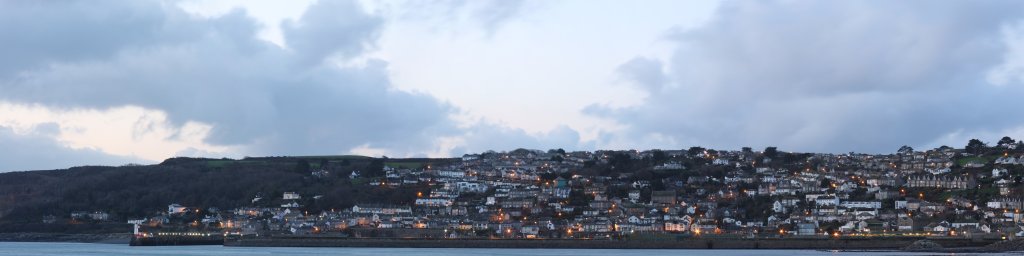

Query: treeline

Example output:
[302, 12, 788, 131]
[0, 156, 430, 225]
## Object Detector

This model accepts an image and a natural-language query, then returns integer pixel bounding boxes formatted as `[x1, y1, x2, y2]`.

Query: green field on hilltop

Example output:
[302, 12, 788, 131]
[293, 155, 375, 160]
[956, 156, 1000, 167]
[385, 162, 425, 169]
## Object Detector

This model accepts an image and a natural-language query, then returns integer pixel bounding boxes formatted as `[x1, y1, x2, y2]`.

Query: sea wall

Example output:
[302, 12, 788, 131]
[130, 234, 224, 246]
[0, 233, 130, 244]
[225, 236, 997, 249]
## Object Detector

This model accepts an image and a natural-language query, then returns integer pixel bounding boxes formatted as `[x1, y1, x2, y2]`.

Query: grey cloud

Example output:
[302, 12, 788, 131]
[282, 0, 383, 66]
[471, 0, 526, 34]
[0, 125, 147, 172]
[591, 1, 1024, 153]
[0, 1, 158, 76]
[32, 123, 62, 137]
[451, 124, 586, 155]
[390, 0, 528, 35]
[0, 0, 457, 157]
[617, 57, 668, 92]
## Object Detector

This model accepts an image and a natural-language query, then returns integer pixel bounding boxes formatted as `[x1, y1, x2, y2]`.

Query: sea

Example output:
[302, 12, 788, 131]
[0, 242, 1019, 256]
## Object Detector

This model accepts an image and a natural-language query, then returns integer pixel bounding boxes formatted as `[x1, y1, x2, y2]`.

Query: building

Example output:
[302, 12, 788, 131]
[283, 192, 301, 200]
[414, 198, 453, 207]
[796, 223, 817, 236]
[651, 190, 677, 205]
[168, 204, 187, 215]
[352, 204, 413, 215]
[897, 215, 916, 231]
[905, 175, 976, 189]
[841, 201, 882, 209]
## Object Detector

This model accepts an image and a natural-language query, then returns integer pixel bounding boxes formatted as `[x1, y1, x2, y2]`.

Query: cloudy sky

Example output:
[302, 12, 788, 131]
[2, 0, 1024, 171]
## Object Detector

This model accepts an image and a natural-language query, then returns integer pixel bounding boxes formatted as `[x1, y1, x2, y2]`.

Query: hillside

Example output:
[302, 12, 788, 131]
[2, 140, 1022, 235]
[0, 156, 454, 231]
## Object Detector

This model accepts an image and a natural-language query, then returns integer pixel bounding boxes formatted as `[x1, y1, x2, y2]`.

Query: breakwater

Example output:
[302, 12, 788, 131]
[225, 236, 998, 250]
[130, 233, 224, 246]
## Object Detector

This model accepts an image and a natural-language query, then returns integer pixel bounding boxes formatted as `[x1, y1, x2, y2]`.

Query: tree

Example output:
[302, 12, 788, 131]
[741, 147, 753, 154]
[966, 139, 987, 154]
[294, 159, 311, 174]
[998, 136, 1016, 148]
[897, 145, 914, 154]
[688, 147, 706, 157]
[651, 150, 667, 164]
[550, 155, 564, 162]
[609, 153, 633, 172]
[764, 147, 779, 159]
[583, 160, 595, 168]
[605, 186, 628, 199]
[568, 190, 593, 207]
[820, 178, 833, 188]
[539, 172, 558, 181]
[650, 179, 666, 191]
[632, 170, 654, 181]
[363, 159, 386, 177]
[558, 172, 574, 179]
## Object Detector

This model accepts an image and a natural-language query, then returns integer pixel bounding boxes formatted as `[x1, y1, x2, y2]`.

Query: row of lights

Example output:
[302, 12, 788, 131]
[153, 232, 213, 237]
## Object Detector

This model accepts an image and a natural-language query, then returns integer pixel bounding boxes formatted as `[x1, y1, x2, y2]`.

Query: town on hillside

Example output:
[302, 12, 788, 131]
[108, 138, 1024, 240]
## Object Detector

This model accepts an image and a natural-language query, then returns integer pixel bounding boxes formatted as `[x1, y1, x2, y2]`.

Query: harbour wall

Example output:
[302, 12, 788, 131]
[130, 234, 224, 246]
[224, 236, 997, 249]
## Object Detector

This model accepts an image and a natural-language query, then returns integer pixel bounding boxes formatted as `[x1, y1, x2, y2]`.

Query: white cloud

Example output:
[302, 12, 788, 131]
[988, 21, 1024, 86]
[0, 102, 233, 162]
[0, 124, 148, 172]
[177, 0, 315, 46]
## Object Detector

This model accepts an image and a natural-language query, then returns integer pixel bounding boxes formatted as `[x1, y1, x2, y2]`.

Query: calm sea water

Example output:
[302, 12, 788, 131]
[0, 242, 1016, 256]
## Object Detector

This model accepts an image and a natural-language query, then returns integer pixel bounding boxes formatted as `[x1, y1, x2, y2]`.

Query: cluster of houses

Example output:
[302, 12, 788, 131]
[996, 155, 1024, 165]
[131, 147, 1024, 240]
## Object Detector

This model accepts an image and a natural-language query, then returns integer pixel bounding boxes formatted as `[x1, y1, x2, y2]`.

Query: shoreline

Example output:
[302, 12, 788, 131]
[224, 236, 1002, 251]
[4, 232, 1019, 253]
[0, 232, 131, 244]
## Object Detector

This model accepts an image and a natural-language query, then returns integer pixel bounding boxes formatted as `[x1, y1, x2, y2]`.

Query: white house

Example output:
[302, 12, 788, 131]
[439, 170, 465, 178]
[414, 198, 454, 207]
[168, 204, 187, 215]
[993, 168, 1009, 177]
[842, 201, 882, 209]
[456, 182, 488, 193]
[773, 201, 787, 214]
[816, 196, 840, 207]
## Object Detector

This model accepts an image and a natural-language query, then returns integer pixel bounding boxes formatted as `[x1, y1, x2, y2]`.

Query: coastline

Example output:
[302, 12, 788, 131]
[224, 236, 1001, 251]
[2, 233, 1020, 253]
[0, 233, 131, 244]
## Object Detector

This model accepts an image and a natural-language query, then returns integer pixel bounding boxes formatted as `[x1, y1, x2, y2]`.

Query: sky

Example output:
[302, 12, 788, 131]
[2, 0, 1024, 172]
